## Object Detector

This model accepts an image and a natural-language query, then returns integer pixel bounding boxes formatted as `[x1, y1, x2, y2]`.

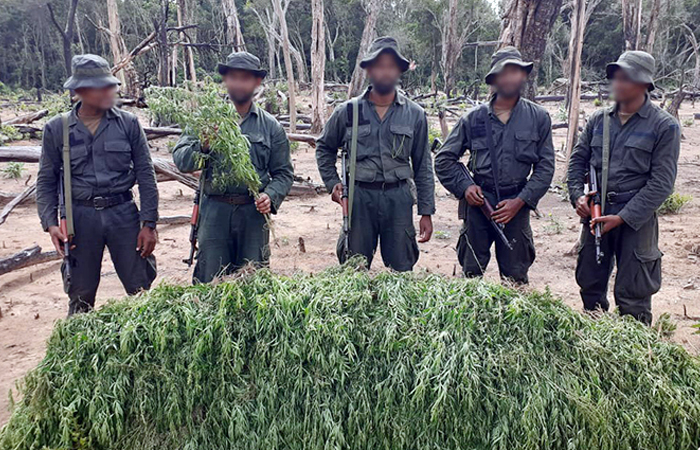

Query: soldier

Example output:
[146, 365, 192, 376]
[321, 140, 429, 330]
[173, 51, 294, 283]
[434, 47, 555, 284]
[36, 54, 158, 315]
[316, 36, 435, 271]
[567, 51, 680, 325]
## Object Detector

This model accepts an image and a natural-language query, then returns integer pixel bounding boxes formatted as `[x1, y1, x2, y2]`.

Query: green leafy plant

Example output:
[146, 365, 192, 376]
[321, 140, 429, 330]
[683, 118, 694, 127]
[543, 213, 564, 235]
[2, 162, 25, 179]
[0, 124, 23, 142]
[593, 98, 603, 107]
[433, 230, 451, 240]
[658, 191, 692, 215]
[2, 267, 700, 450]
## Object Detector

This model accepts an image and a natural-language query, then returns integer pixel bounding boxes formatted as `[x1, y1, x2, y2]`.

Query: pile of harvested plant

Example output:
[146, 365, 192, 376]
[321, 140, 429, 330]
[2, 267, 700, 450]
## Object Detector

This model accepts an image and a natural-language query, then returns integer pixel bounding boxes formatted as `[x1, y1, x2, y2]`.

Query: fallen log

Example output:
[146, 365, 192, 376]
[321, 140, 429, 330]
[287, 133, 317, 147]
[0, 146, 42, 162]
[5, 109, 49, 125]
[280, 122, 311, 131]
[157, 215, 191, 225]
[0, 182, 36, 225]
[0, 245, 60, 276]
[535, 93, 609, 102]
[143, 126, 182, 139]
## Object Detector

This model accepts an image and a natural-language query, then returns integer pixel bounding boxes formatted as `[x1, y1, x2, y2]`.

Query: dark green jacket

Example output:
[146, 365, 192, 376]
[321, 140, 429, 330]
[172, 103, 294, 213]
[434, 96, 555, 209]
[36, 103, 159, 231]
[315, 87, 436, 216]
[567, 97, 680, 230]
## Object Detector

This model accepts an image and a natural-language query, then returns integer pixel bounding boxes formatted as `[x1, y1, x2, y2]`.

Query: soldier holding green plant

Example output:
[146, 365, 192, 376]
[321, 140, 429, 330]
[173, 52, 293, 283]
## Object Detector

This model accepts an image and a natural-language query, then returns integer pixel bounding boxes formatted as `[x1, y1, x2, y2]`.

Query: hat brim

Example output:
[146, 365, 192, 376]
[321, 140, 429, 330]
[217, 63, 267, 79]
[63, 74, 121, 91]
[485, 60, 534, 85]
[360, 48, 410, 72]
[606, 62, 655, 91]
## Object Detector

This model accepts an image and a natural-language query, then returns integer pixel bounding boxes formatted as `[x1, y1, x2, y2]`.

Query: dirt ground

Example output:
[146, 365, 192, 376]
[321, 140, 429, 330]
[1, 97, 699, 426]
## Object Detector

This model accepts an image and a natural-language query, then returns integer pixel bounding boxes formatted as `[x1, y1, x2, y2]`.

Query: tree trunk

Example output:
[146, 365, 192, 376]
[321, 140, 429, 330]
[106, 0, 140, 98]
[564, 0, 586, 171]
[310, 0, 326, 133]
[178, 0, 197, 83]
[156, 0, 170, 86]
[348, 0, 381, 98]
[47, 0, 80, 77]
[621, 0, 638, 50]
[644, 0, 662, 52]
[223, 0, 246, 51]
[441, 0, 460, 96]
[271, 0, 297, 133]
[498, 0, 563, 100]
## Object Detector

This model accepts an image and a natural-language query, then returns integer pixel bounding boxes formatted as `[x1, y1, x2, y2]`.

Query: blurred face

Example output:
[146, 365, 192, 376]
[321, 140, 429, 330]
[366, 52, 402, 95]
[493, 65, 527, 98]
[611, 69, 649, 103]
[223, 70, 262, 104]
[75, 85, 118, 110]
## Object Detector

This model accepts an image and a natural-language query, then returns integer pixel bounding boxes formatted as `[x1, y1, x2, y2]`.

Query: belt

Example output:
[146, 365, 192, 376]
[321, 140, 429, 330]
[606, 189, 639, 204]
[356, 180, 405, 190]
[474, 176, 525, 198]
[74, 191, 132, 210]
[209, 194, 255, 205]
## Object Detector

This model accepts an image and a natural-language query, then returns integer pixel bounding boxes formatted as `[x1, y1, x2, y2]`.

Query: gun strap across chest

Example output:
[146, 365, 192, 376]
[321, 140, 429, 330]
[482, 106, 501, 202]
[601, 111, 611, 215]
[347, 98, 359, 227]
[61, 112, 75, 237]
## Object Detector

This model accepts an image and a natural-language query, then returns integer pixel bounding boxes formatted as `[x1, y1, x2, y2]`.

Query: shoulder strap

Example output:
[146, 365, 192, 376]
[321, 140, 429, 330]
[348, 98, 359, 227]
[482, 105, 500, 202]
[61, 112, 74, 237]
[601, 111, 611, 215]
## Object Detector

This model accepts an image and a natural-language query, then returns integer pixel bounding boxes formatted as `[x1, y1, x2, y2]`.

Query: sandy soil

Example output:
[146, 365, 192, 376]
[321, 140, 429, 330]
[1, 98, 699, 425]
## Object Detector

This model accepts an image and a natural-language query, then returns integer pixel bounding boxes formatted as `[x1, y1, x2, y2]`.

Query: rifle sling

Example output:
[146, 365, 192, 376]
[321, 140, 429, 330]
[348, 98, 359, 228]
[482, 106, 501, 202]
[61, 112, 75, 237]
[601, 111, 611, 215]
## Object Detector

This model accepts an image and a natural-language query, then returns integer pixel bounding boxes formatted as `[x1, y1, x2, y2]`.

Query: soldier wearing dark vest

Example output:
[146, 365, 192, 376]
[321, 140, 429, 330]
[567, 51, 680, 325]
[316, 37, 436, 271]
[173, 51, 294, 283]
[36, 54, 158, 315]
[435, 47, 555, 284]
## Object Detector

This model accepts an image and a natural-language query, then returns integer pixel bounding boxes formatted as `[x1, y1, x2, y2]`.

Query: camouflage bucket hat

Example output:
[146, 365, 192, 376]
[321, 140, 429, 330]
[63, 54, 121, 90]
[606, 51, 656, 91]
[217, 51, 267, 78]
[360, 36, 410, 72]
[485, 46, 533, 85]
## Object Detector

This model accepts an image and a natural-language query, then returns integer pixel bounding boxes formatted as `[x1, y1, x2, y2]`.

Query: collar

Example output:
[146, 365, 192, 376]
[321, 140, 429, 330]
[488, 93, 522, 115]
[69, 102, 117, 127]
[361, 86, 406, 106]
[609, 94, 651, 119]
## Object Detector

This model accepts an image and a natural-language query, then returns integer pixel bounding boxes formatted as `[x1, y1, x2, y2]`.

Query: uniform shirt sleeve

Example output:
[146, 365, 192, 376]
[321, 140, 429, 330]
[567, 112, 597, 208]
[172, 133, 203, 173]
[518, 110, 555, 209]
[36, 119, 61, 231]
[263, 124, 294, 214]
[128, 115, 159, 223]
[315, 105, 345, 193]
[434, 114, 472, 199]
[618, 119, 681, 230]
[411, 110, 436, 216]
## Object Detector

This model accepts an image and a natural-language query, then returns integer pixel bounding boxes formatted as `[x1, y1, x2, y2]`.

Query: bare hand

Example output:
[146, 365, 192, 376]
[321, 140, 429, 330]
[492, 198, 525, 224]
[591, 215, 623, 235]
[136, 227, 157, 258]
[255, 193, 272, 215]
[465, 185, 485, 206]
[576, 192, 595, 219]
[418, 215, 433, 243]
[331, 183, 343, 204]
[48, 225, 68, 257]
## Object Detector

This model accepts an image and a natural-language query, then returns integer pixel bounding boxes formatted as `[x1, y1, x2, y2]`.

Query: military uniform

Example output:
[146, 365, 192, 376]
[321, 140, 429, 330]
[567, 52, 680, 324]
[36, 55, 158, 315]
[173, 52, 293, 283]
[435, 47, 555, 283]
[315, 37, 435, 271]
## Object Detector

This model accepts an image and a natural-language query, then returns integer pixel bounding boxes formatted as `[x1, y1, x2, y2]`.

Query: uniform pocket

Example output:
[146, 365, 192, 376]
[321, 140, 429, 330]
[514, 130, 539, 164]
[104, 140, 132, 172]
[390, 124, 414, 160]
[69, 144, 89, 175]
[589, 134, 603, 170]
[345, 124, 372, 159]
[247, 134, 270, 172]
[619, 247, 663, 299]
[470, 140, 491, 172]
[624, 135, 654, 174]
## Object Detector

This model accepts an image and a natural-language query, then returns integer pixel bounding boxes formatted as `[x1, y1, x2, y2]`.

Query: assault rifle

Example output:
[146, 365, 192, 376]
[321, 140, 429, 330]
[431, 138, 513, 251]
[58, 166, 72, 293]
[339, 145, 351, 262]
[588, 164, 604, 264]
[183, 164, 206, 267]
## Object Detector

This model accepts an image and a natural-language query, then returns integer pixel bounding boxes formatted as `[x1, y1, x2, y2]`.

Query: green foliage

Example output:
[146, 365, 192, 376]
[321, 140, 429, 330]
[43, 92, 72, 116]
[593, 98, 603, 107]
[433, 230, 451, 239]
[2, 267, 700, 450]
[658, 191, 693, 215]
[428, 125, 443, 145]
[542, 213, 564, 235]
[145, 83, 260, 195]
[289, 141, 300, 153]
[1, 162, 25, 179]
[0, 124, 23, 142]
[683, 118, 694, 127]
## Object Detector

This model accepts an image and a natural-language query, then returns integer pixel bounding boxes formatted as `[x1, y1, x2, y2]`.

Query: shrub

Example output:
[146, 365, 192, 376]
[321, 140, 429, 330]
[658, 191, 692, 215]
[2, 267, 700, 450]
